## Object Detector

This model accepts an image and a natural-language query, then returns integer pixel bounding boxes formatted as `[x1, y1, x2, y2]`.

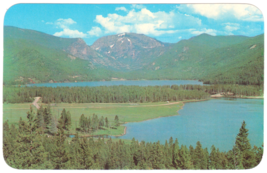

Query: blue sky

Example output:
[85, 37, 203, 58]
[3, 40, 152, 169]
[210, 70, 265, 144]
[4, 4, 264, 45]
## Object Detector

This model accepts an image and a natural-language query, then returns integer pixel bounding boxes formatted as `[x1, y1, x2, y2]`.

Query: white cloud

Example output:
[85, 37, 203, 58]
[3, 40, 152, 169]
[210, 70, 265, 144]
[54, 28, 87, 38]
[225, 25, 239, 32]
[87, 26, 102, 36]
[91, 8, 201, 36]
[190, 28, 217, 36]
[223, 23, 240, 32]
[48, 18, 87, 38]
[182, 4, 263, 21]
[55, 18, 76, 29]
[115, 7, 127, 12]
[178, 36, 182, 39]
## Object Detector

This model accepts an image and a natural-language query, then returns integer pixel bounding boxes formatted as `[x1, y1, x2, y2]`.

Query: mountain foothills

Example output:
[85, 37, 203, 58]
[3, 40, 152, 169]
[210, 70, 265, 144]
[3, 26, 264, 85]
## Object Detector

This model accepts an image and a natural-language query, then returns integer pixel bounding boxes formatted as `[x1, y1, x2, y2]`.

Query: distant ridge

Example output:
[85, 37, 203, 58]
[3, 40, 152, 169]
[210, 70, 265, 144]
[3, 26, 264, 85]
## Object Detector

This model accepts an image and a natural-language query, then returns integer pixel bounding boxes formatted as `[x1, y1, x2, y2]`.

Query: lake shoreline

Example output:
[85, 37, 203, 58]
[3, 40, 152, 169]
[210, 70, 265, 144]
[22, 79, 205, 88]
[90, 97, 263, 138]
[22, 79, 203, 86]
[114, 98, 263, 152]
[74, 98, 210, 138]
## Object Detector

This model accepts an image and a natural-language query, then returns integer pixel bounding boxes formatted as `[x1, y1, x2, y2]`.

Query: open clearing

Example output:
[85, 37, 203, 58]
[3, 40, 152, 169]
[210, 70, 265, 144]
[3, 101, 189, 136]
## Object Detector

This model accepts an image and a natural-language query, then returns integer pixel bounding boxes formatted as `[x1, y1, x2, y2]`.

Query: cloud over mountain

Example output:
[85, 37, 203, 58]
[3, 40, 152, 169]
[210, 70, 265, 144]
[89, 8, 202, 36]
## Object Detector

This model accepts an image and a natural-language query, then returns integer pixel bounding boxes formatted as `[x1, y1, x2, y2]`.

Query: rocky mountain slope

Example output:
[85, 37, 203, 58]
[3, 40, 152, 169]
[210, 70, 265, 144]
[3, 26, 116, 84]
[3, 26, 264, 85]
[91, 33, 172, 70]
[4, 26, 119, 68]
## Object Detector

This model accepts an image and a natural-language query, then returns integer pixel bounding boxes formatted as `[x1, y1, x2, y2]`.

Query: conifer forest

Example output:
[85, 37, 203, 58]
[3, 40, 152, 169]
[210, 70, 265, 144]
[3, 3, 264, 170]
[3, 106, 263, 169]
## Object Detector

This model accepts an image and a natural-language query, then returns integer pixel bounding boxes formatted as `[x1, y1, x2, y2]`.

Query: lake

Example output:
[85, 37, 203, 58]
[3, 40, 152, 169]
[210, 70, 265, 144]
[114, 98, 263, 152]
[26, 80, 204, 87]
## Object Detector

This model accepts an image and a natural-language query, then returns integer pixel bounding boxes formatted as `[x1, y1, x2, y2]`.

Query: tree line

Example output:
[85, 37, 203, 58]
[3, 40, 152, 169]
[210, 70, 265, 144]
[24, 105, 71, 135]
[18, 105, 120, 137]
[3, 84, 262, 104]
[3, 108, 263, 169]
[78, 114, 119, 133]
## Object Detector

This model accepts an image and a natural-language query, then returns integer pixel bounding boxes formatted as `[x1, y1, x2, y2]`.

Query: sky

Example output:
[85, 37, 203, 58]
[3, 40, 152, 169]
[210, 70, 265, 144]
[4, 4, 264, 45]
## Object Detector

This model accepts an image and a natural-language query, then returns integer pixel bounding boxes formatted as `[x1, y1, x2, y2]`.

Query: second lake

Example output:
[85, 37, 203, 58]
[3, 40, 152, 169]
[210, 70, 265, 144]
[26, 80, 204, 87]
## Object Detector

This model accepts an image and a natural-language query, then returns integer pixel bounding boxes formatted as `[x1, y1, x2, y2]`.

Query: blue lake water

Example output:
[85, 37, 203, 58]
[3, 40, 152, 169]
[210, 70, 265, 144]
[26, 80, 204, 87]
[114, 98, 263, 152]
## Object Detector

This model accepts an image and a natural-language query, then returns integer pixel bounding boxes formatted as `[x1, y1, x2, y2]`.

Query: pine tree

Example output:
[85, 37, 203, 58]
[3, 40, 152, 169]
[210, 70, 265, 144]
[234, 121, 256, 169]
[151, 141, 165, 169]
[68, 133, 80, 168]
[225, 150, 235, 169]
[28, 128, 50, 169]
[3, 121, 17, 166]
[50, 123, 69, 169]
[3, 121, 10, 160]
[43, 105, 52, 130]
[114, 115, 120, 127]
[254, 146, 263, 166]
[105, 117, 109, 128]
[50, 116, 58, 134]
[179, 145, 193, 169]
[65, 111, 71, 130]
[193, 141, 207, 169]
[203, 148, 209, 169]
[13, 106, 48, 168]
[209, 145, 217, 169]
[79, 114, 85, 131]
[92, 114, 99, 131]
[163, 140, 171, 168]
[58, 109, 71, 130]
[87, 117, 91, 133]
[99, 116, 104, 127]
[172, 138, 180, 169]
[76, 138, 94, 169]
[168, 137, 174, 168]
[37, 105, 45, 131]
[232, 145, 244, 169]
[58, 109, 66, 130]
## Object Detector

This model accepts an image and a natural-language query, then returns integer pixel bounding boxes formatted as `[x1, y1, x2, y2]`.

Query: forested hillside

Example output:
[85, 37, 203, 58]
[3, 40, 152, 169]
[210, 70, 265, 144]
[4, 27, 117, 85]
[138, 34, 264, 85]
[3, 26, 264, 86]
[200, 34, 264, 85]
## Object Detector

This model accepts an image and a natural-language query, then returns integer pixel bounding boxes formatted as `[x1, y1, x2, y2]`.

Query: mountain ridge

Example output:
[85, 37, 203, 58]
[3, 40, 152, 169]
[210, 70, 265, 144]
[3, 26, 264, 85]
[91, 32, 173, 70]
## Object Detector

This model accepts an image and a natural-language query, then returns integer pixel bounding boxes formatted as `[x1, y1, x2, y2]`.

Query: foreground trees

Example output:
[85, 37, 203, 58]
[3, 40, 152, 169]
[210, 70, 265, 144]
[234, 121, 256, 169]
[3, 106, 263, 169]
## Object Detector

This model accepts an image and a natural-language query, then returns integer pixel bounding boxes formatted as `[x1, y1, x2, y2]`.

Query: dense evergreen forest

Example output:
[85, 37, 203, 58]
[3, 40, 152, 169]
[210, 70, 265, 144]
[3, 84, 262, 104]
[3, 106, 263, 169]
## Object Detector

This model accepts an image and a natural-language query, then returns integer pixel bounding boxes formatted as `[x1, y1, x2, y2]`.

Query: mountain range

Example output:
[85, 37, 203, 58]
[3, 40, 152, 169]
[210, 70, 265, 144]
[3, 26, 264, 85]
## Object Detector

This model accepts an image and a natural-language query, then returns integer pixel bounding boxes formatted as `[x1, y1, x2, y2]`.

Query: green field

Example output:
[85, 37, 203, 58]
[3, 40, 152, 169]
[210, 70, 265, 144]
[3, 101, 190, 136]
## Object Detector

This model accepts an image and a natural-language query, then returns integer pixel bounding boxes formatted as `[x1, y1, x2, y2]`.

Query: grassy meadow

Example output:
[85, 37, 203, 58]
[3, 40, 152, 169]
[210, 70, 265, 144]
[3, 101, 188, 136]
